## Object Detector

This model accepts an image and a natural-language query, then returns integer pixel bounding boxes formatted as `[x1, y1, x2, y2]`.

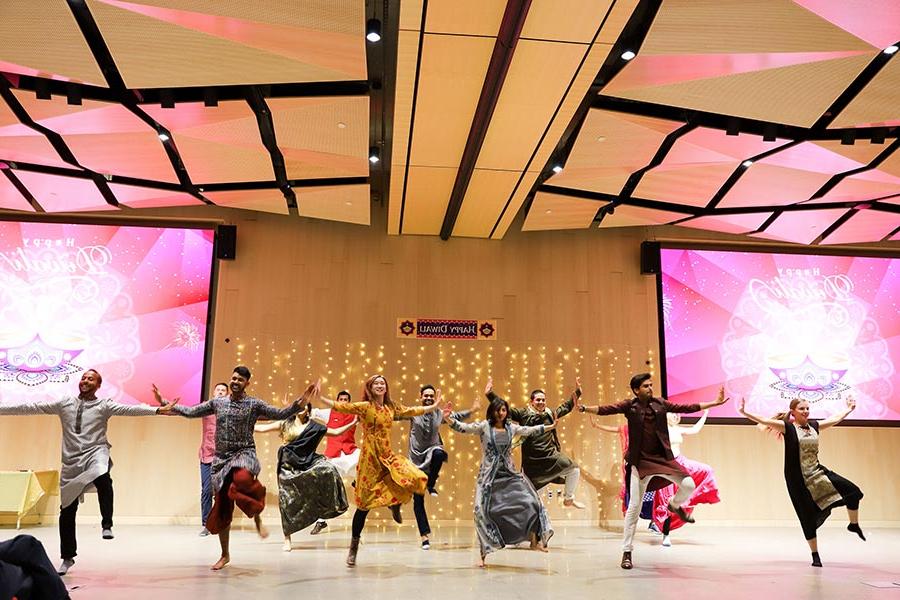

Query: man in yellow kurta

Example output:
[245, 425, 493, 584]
[323, 374, 443, 566]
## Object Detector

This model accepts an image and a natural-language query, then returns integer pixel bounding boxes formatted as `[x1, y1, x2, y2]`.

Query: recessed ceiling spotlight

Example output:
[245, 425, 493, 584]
[596, 135, 606, 142]
[621, 50, 636, 61]
[369, 146, 380, 164]
[345, 201, 353, 206]
[884, 45, 898, 55]
[366, 19, 382, 43]
[545, 209, 552, 214]
[337, 122, 347, 129]
[742, 160, 753, 168]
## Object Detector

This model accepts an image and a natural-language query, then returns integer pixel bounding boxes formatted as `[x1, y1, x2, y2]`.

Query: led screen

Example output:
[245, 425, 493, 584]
[0, 220, 215, 407]
[659, 246, 899, 423]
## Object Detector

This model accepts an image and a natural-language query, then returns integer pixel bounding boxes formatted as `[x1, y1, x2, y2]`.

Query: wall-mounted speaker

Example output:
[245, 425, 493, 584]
[640, 241, 660, 274]
[216, 224, 237, 260]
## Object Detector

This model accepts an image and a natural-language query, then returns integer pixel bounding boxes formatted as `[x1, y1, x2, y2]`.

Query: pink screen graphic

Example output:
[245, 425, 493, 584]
[0, 221, 214, 406]
[660, 248, 900, 421]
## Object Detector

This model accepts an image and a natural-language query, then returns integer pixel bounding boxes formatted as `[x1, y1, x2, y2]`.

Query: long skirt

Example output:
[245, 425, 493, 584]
[278, 456, 349, 536]
[475, 465, 553, 556]
[651, 455, 721, 531]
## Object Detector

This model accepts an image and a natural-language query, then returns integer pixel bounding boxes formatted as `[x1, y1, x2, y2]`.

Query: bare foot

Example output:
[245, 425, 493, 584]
[254, 515, 270, 539]
[211, 555, 230, 571]
[282, 537, 292, 552]
[478, 555, 486, 568]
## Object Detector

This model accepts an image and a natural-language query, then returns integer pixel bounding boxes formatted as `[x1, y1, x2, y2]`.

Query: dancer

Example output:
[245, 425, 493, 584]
[738, 396, 864, 567]
[447, 391, 554, 567]
[309, 389, 360, 536]
[652, 410, 721, 546]
[198, 381, 228, 536]
[255, 403, 356, 551]
[576, 373, 727, 569]
[402, 384, 478, 549]
[155, 366, 317, 570]
[320, 374, 443, 566]
[0, 369, 177, 575]
[487, 377, 584, 509]
[593, 422, 659, 533]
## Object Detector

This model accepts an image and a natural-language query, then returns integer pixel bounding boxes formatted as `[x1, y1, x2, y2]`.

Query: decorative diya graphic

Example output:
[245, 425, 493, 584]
[0, 331, 86, 385]
[766, 352, 851, 402]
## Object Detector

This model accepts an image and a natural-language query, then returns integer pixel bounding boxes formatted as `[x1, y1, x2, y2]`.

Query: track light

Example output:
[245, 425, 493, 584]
[35, 80, 51, 100]
[204, 88, 218, 107]
[160, 90, 174, 109]
[621, 50, 636, 61]
[762, 123, 777, 142]
[368, 146, 380, 164]
[726, 118, 740, 136]
[884, 45, 898, 55]
[366, 19, 382, 43]
[871, 128, 886, 144]
[840, 130, 856, 145]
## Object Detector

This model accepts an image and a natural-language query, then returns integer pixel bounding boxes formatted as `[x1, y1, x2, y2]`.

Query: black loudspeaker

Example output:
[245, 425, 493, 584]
[640, 241, 660, 274]
[216, 225, 237, 260]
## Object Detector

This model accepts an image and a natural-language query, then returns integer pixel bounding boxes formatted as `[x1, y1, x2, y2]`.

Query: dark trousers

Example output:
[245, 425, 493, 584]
[59, 471, 113, 560]
[413, 449, 449, 537]
[425, 448, 448, 491]
[413, 494, 430, 536]
[0, 535, 69, 599]
[199, 462, 213, 526]
[351, 509, 368, 539]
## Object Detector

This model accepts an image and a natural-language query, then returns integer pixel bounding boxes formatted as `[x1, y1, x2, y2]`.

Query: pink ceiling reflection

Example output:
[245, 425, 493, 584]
[752, 208, 848, 244]
[793, 0, 900, 48]
[109, 183, 204, 209]
[0, 174, 34, 212]
[678, 213, 772, 235]
[821, 208, 900, 244]
[13, 171, 116, 213]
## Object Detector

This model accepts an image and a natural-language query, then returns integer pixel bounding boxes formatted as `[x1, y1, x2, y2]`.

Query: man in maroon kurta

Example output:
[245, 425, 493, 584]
[578, 373, 727, 569]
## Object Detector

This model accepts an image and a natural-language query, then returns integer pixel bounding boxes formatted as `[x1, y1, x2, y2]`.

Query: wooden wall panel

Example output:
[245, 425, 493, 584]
[1, 210, 897, 526]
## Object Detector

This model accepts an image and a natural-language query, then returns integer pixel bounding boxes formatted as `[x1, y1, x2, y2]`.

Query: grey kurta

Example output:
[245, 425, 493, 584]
[0, 396, 158, 508]
[448, 419, 553, 555]
[173, 395, 301, 493]
[405, 409, 472, 470]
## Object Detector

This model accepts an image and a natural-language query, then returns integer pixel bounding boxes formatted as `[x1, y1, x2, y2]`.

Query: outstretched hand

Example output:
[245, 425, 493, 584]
[738, 397, 746, 414]
[157, 397, 180, 414]
[846, 395, 856, 412]
[574, 376, 582, 398]
[716, 386, 729, 406]
[484, 377, 493, 396]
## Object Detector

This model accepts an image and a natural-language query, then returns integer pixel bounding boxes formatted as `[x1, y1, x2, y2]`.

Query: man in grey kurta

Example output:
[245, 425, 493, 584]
[0, 369, 173, 575]
[486, 377, 585, 508]
[403, 385, 475, 549]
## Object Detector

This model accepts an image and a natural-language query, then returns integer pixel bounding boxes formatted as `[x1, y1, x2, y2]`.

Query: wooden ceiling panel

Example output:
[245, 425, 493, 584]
[676, 213, 772, 235]
[268, 96, 369, 180]
[752, 208, 848, 245]
[297, 184, 370, 225]
[596, 0, 641, 45]
[522, 191, 598, 231]
[0, 174, 34, 212]
[204, 189, 289, 215]
[399, 166, 456, 235]
[635, 162, 739, 207]
[520, 0, 616, 44]
[494, 170, 541, 239]
[400, 0, 424, 31]
[718, 165, 834, 208]
[409, 35, 495, 168]
[110, 183, 204, 208]
[424, 1, 505, 37]
[0, 0, 106, 86]
[476, 40, 587, 171]
[13, 171, 115, 213]
[641, 0, 873, 55]
[832, 59, 900, 128]
[597, 204, 689, 228]
[87, 0, 365, 88]
[390, 30, 420, 170]
[821, 208, 900, 245]
[606, 54, 875, 128]
[452, 170, 521, 237]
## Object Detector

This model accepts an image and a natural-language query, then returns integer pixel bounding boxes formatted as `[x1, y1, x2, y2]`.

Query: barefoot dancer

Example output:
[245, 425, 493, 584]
[576, 373, 727, 570]
[321, 374, 443, 567]
[447, 390, 554, 567]
[156, 366, 316, 570]
[738, 396, 864, 567]
[0, 369, 177, 576]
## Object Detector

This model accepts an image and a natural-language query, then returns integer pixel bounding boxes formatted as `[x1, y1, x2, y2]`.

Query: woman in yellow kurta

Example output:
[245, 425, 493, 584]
[321, 374, 443, 566]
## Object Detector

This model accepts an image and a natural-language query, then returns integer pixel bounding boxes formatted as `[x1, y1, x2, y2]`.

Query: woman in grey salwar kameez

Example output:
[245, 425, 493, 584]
[447, 397, 554, 566]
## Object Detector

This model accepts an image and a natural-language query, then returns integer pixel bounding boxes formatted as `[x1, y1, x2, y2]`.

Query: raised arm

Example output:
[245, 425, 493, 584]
[256, 380, 319, 420]
[592, 423, 620, 433]
[682, 410, 709, 435]
[696, 386, 729, 411]
[326, 418, 357, 437]
[555, 377, 581, 419]
[254, 420, 283, 433]
[395, 389, 444, 418]
[578, 399, 629, 416]
[513, 422, 551, 438]
[448, 416, 484, 435]
[738, 397, 785, 432]
[0, 397, 64, 416]
[819, 396, 855, 431]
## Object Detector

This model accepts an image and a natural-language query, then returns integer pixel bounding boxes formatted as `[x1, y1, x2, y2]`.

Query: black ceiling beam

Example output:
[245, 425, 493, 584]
[245, 88, 298, 214]
[810, 39, 899, 131]
[196, 177, 369, 193]
[592, 95, 900, 141]
[439, 0, 533, 240]
[367, 0, 401, 211]
[487, 0, 626, 238]
[806, 137, 900, 201]
[1, 169, 44, 212]
[812, 209, 857, 245]
[621, 123, 695, 199]
[704, 140, 801, 210]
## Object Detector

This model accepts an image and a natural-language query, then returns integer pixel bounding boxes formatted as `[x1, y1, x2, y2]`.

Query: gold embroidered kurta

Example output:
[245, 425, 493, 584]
[332, 400, 428, 510]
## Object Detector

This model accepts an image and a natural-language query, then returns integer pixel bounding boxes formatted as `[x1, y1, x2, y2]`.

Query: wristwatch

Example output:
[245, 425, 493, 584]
[578, 405, 586, 413]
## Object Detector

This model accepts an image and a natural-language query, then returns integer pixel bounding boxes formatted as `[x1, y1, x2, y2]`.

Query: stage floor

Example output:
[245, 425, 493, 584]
[4, 521, 899, 599]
